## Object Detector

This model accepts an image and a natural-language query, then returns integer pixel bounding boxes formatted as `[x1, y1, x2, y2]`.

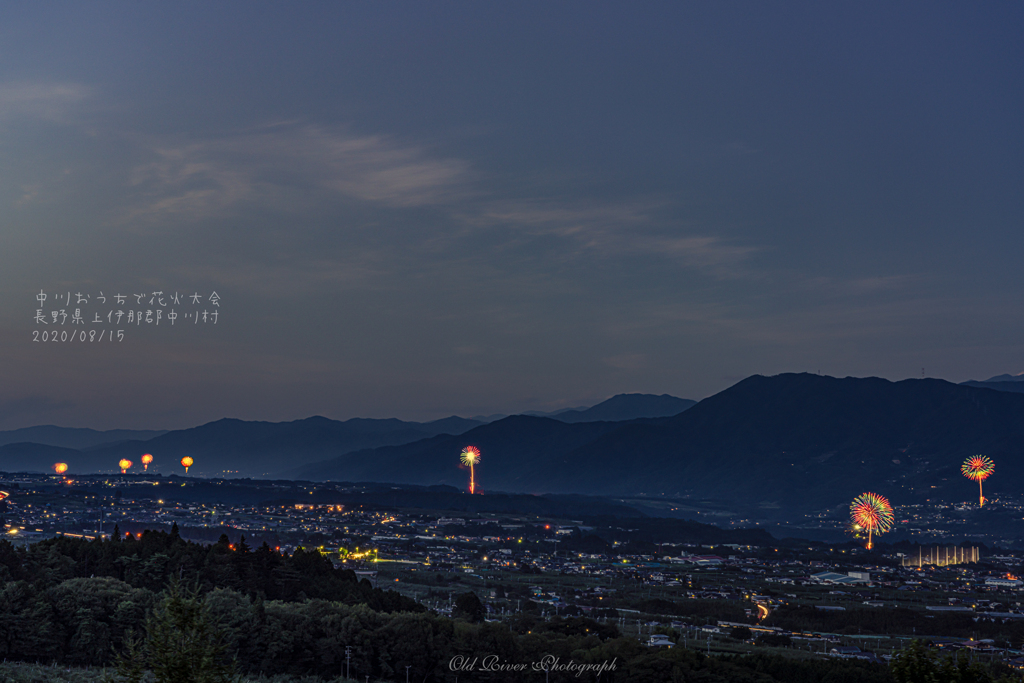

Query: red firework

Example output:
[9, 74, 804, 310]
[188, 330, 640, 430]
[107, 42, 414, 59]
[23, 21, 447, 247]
[850, 492, 894, 549]
[962, 455, 995, 506]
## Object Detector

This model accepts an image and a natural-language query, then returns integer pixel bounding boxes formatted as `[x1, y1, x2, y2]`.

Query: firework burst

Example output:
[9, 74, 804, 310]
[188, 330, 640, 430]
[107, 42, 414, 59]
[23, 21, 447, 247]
[850, 492, 894, 550]
[962, 455, 995, 506]
[460, 446, 481, 494]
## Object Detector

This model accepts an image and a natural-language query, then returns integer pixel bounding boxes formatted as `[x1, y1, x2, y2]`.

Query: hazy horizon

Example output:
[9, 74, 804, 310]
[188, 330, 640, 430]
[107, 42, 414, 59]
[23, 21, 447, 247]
[0, 371, 1013, 432]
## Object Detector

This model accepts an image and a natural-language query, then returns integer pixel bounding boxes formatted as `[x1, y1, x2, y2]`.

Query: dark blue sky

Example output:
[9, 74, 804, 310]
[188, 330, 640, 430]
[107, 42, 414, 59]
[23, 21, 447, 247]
[1, 3, 1022, 428]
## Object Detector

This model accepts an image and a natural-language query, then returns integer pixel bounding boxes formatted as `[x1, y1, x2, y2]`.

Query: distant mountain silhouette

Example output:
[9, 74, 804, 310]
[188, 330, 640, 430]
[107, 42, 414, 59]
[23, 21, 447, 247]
[520, 406, 589, 417]
[0, 442, 81, 472]
[983, 373, 1024, 382]
[469, 413, 513, 422]
[957, 373, 1024, 394]
[287, 416, 632, 489]
[471, 408, 586, 421]
[420, 416, 485, 433]
[0, 426, 167, 449]
[10, 375, 1024, 520]
[469, 393, 693, 423]
[960, 380, 1024, 395]
[552, 393, 695, 423]
[0, 415, 483, 476]
[294, 374, 1024, 515]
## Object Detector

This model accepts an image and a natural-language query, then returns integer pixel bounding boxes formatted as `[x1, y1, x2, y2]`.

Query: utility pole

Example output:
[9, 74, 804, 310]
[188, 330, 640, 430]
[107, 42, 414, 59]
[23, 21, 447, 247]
[406, 665, 411, 683]
[345, 646, 352, 680]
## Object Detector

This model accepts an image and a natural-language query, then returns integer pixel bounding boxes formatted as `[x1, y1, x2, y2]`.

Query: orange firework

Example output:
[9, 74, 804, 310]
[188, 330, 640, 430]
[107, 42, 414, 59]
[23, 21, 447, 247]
[460, 446, 480, 494]
[53, 463, 68, 475]
[118, 459, 133, 473]
[850, 492, 894, 550]
[962, 455, 995, 506]
[141, 454, 153, 471]
[181, 456, 194, 473]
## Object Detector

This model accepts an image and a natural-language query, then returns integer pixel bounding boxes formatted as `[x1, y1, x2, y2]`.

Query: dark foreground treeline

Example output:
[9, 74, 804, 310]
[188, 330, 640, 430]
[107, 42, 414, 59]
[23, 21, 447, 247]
[0, 530, 1014, 682]
[0, 525, 418, 609]
[0, 574, 902, 683]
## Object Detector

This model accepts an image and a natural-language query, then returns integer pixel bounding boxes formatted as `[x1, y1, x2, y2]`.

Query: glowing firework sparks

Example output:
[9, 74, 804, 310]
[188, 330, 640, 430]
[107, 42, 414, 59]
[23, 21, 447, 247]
[962, 455, 995, 506]
[53, 463, 68, 475]
[141, 454, 153, 471]
[850, 492, 894, 550]
[181, 456, 194, 473]
[460, 446, 480, 494]
[118, 459, 133, 474]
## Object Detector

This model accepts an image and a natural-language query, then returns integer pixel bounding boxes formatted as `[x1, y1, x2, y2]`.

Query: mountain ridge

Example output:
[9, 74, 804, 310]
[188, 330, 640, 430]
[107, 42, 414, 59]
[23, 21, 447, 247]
[467, 393, 693, 423]
[292, 374, 1024, 516]
[0, 415, 485, 476]
[0, 426, 168, 450]
[550, 393, 696, 423]
[8, 375, 1022, 522]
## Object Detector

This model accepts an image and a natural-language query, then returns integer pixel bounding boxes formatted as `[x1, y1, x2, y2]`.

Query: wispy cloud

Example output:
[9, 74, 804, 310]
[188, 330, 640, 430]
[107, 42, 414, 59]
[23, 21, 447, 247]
[124, 124, 472, 222]
[120, 125, 762, 280]
[3, 88, 762, 284]
[638, 235, 759, 270]
[470, 198, 758, 275]
[0, 82, 91, 122]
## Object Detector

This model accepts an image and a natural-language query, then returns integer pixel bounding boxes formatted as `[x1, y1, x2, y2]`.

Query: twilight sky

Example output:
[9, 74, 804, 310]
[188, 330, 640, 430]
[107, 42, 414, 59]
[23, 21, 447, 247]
[1, 3, 1022, 429]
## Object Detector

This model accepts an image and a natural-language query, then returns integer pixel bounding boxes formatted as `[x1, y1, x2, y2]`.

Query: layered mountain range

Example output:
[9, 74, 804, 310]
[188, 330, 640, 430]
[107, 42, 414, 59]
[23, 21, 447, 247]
[960, 372, 1024, 395]
[0, 393, 691, 478]
[4, 375, 1024, 517]
[291, 374, 1024, 513]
